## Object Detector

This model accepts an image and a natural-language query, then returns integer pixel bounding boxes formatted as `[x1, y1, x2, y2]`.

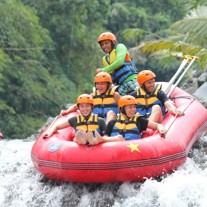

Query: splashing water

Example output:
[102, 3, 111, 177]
[0, 136, 207, 207]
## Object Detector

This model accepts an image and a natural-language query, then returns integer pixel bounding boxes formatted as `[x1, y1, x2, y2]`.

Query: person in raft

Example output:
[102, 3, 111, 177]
[42, 94, 106, 145]
[86, 95, 167, 145]
[96, 32, 138, 96]
[61, 72, 120, 124]
[131, 70, 184, 123]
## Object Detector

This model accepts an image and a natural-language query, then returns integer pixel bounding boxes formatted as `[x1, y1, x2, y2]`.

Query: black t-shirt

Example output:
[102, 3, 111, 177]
[104, 116, 148, 136]
[131, 89, 168, 105]
[68, 115, 106, 136]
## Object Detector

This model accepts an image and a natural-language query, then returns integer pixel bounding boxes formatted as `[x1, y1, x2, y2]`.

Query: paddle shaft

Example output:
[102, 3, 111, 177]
[164, 97, 195, 137]
[164, 57, 189, 95]
[167, 56, 198, 98]
[165, 55, 199, 98]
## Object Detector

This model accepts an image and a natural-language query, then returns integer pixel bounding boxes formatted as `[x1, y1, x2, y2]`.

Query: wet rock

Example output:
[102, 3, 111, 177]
[193, 82, 207, 102]
[197, 72, 207, 87]
[180, 70, 207, 108]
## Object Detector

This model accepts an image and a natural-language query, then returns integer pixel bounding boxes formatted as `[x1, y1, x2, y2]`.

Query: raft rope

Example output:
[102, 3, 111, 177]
[170, 95, 195, 101]
[164, 96, 196, 137]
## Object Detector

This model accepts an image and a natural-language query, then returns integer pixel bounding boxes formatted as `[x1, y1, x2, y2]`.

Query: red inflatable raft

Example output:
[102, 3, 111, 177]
[31, 83, 207, 183]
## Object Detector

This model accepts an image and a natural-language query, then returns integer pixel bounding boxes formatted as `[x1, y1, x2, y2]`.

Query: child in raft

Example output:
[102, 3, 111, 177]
[86, 95, 167, 145]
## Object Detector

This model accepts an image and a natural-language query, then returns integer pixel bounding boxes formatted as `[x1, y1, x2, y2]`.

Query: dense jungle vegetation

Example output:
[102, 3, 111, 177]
[0, 0, 207, 138]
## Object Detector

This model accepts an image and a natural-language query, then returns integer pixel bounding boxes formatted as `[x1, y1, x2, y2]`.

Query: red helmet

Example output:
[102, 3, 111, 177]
[118, 95, 137, 108]
[137, 70, 156, 85]
[98, 32, 117, 44]
[94, 72, 112, 83]
[76, 94, 93, 105]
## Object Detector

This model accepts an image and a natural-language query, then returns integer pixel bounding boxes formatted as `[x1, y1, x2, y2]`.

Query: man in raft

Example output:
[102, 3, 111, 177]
[96, 32, 138, 95]
[42, 94, 106, 145]
[86, 95, 167, 145]
[131, 70, 184, 123]
[61, 72, 120, 124]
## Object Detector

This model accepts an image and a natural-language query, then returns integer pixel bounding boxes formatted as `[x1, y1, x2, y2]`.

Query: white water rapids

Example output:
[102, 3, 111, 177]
[0, 135, 207, 207]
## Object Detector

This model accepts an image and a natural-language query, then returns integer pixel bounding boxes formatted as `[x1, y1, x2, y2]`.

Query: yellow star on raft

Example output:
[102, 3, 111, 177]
[127, 142, 141, 153]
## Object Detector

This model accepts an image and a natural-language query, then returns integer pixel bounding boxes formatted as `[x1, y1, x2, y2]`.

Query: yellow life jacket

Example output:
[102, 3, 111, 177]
[102, 46, 137, 85]
[136, 84, 162, 106]
[75, 114, 99, 132]
[93, 86, 119, 119]
[111, 113, 142, 140]
[102, 48, 131, 67]
[135, 84, 164, 116]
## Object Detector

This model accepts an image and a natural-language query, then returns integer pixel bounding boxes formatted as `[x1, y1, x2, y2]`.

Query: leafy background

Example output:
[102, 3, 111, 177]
[0, 0, 206, 138]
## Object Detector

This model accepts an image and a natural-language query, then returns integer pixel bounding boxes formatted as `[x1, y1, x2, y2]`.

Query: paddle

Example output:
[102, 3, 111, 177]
[164, 56, 189, 95]
[164, 55, 199, 97]
[166, 55, 199, 98]
[162, 97, 195, 138]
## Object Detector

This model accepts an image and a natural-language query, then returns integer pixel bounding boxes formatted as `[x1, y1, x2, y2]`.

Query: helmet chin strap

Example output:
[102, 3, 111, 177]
[120, 107, 130, 119]
[95, 83, 111, 93]
[83, 111, 92, 120]
[111, 41, 116, 49]
[78, 106, 93, 119]
[142, 84, 149, 93]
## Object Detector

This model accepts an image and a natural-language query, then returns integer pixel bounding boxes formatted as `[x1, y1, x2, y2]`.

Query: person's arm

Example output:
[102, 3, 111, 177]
[164, 100, 184, 116]
[138, 116, 166, 136]
[130, 91, 136, 97]
[147, 119, 166, 135]
[101, 120, 124, 141]
[102, 44, 128, 73]
[113, 91, 121, 103]
[158, 90, 184, 116]
[61, 104, 78, 116]
[89, 120, 124, 145]
[98, 117, 106, 136]
[42, 119, 71, 138]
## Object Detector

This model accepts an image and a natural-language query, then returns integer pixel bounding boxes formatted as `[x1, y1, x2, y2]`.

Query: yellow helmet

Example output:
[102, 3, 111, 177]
[94, 72, 112, 83]
[76, 94, 93, 105]
[98, 32, 117, 44]
[118, 95, 137, 108]
[137, 70, 156, 85]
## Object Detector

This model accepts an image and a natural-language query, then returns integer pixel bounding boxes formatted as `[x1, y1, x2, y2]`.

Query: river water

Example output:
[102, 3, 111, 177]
[0, 134, 207, 207]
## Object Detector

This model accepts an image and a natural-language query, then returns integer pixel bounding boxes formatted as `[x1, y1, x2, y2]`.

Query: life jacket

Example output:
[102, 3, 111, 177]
[75, 114, 101, 134]
[102, 46, 137, 85]
[111, 113, 142, 140]
[134, 84, 165, 116]
[93, 86, 119, 120]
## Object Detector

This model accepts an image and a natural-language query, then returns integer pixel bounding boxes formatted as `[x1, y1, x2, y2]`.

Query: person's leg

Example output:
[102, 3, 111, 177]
[74, 129, 87, 145]
[93, 131, 124, 145]
[118, 79, 138, 95]
[86, 131, 96, 145]
[125, 79, 139, 94]
[117, 83, 127, 96]
[106, 110, 117, 124]
[149, 105, 163, 123]
[87, 131, 105, 145]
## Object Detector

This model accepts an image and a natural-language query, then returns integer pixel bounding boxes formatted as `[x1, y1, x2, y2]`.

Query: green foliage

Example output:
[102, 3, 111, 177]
[22, 0, 110, 93]
[138, 6, 207, 70]
[0, 1, 76, 138]
[2, 114, 45, 139]
[123, 3, 207, 80]
[171, 6, 207, 47]
[108, 0, 188, 34]
[1, 0, 205, 139]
